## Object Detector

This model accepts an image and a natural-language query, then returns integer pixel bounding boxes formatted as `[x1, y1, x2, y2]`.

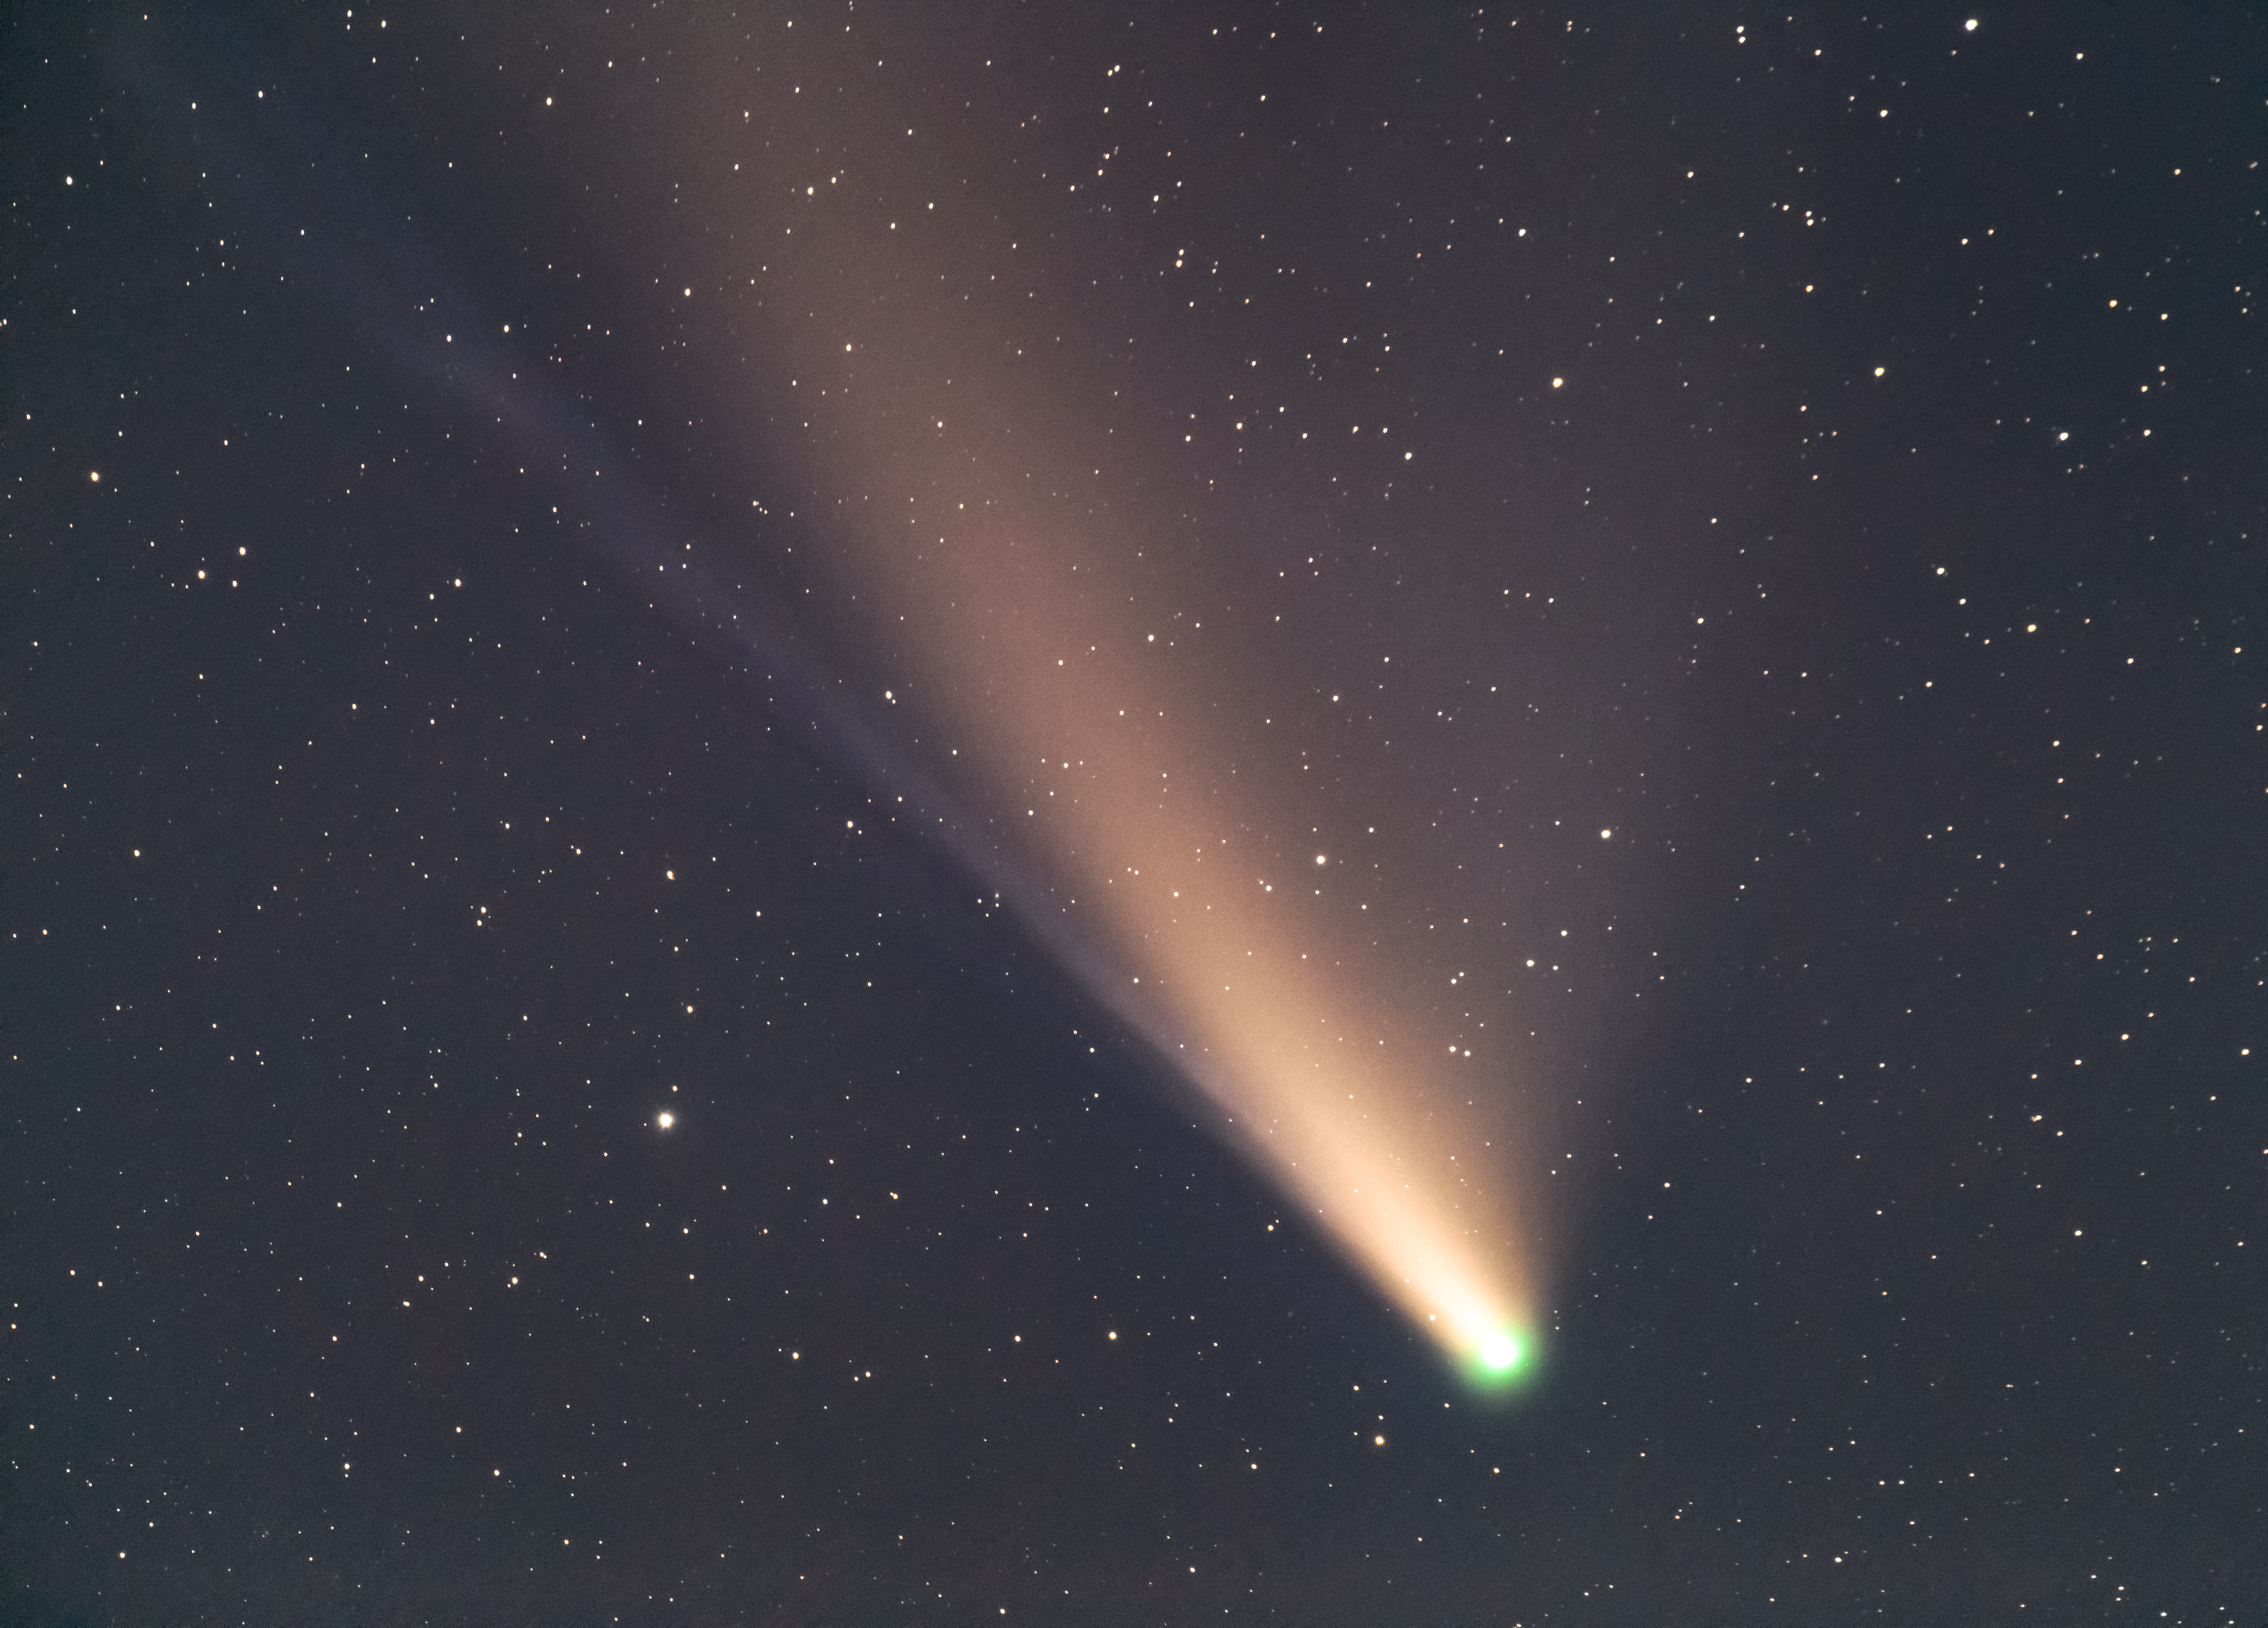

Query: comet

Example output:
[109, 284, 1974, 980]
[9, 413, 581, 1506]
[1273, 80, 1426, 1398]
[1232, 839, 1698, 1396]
[612, 22, 1556, 1380]
[248, 7, 1557, 1378]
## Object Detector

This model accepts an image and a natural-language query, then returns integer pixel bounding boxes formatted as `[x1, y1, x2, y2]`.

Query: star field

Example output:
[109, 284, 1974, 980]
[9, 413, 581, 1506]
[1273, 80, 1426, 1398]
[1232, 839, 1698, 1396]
[4, 3, 2265, 1623]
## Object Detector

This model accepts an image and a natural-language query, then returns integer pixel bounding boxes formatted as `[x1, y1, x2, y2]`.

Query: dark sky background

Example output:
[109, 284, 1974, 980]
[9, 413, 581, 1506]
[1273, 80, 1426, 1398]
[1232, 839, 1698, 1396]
[6, 2, 2266, 1624]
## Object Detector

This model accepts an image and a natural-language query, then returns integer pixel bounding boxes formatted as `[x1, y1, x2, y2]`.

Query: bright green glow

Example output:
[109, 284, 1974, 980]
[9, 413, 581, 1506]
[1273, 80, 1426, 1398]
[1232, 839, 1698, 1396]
[1479, 1330, 1525, 1374]
[1466, 1328, 1539, 1396]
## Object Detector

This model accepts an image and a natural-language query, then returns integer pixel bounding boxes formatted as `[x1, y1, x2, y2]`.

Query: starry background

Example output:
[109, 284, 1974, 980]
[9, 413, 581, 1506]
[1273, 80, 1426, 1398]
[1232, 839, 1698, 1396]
[5, 2, 2266, 1624]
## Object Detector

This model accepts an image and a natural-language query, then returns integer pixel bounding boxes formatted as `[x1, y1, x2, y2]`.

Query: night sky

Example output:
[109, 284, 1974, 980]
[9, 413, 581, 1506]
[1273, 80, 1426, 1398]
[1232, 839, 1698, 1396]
[7, 3, 2266, 1623]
